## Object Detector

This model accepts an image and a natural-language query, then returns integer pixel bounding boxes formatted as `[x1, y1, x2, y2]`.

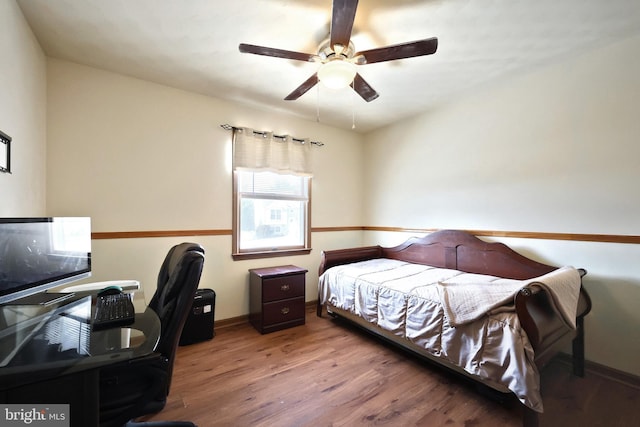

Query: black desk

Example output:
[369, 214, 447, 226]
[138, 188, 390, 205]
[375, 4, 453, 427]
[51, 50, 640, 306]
[0, 290, 160, 426]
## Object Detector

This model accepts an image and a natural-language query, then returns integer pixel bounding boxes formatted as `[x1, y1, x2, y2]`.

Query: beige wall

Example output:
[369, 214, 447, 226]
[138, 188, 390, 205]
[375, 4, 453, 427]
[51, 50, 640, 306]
[363, 35, 640, 376]
[0, 0, 47, 216]
[8, 2, 639, 379]
[46, 59, 365, 320]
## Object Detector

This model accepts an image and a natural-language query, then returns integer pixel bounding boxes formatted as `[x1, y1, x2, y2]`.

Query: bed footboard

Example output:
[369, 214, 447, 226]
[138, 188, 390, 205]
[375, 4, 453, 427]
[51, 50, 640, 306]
[515, 268, 592, 373]
[318, 245, 383, 276]
[317, 246, 383, 317]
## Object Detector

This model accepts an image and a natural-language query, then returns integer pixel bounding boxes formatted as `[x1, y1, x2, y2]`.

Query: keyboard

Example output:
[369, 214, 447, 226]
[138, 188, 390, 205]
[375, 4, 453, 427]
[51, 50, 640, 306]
[93, 293, 135, 330]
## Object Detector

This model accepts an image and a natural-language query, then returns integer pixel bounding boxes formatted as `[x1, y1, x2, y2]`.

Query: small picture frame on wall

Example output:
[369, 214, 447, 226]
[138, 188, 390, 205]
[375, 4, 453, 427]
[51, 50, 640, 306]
[0, 130, 11, 174]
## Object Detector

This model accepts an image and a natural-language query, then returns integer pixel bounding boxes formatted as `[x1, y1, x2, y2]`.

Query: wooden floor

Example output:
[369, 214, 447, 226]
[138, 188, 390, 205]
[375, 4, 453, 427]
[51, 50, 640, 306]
[145, 306, 640, 426]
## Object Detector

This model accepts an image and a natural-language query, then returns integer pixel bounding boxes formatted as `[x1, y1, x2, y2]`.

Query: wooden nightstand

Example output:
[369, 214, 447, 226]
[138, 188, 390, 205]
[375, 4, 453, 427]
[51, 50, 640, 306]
[249, 265, 307, 334]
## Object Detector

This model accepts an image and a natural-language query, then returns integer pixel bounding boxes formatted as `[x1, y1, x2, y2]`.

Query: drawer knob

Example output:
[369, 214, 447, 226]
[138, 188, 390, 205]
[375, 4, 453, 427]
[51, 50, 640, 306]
[281, 307, 290, 315]
[280, 284, 290, 291]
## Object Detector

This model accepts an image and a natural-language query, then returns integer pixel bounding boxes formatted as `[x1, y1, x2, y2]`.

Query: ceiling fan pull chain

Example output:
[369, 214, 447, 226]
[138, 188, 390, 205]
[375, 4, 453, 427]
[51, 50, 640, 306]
[316, 85, 321, 123]
[351, 82, 356, 129]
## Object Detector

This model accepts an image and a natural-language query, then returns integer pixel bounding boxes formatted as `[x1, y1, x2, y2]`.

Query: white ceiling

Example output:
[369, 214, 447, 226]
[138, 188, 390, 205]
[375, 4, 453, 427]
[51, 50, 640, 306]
[17, 0, 640, 133]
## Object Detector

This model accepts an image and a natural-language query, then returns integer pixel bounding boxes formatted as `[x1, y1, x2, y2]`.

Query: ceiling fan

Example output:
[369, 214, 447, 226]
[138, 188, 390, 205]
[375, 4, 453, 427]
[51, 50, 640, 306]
[238, 0, 438, 102]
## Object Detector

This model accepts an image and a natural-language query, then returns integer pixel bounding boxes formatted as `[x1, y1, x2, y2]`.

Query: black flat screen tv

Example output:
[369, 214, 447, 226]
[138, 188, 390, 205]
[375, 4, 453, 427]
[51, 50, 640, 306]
[0, 217, 91, 304]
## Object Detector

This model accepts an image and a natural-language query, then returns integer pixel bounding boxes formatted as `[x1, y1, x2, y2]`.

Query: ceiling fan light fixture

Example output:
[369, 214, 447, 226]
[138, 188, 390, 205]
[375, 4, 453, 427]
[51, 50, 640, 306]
[317, 59, 356, 89]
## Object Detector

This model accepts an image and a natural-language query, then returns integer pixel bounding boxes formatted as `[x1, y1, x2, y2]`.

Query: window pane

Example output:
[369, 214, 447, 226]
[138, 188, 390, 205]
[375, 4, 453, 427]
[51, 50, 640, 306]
[239, 198, 306, 250]
[235, 169, 310, 254]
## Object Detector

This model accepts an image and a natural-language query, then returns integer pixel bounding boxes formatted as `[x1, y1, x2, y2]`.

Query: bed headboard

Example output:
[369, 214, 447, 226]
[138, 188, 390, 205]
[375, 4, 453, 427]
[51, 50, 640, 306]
[381, 230, 558, 280]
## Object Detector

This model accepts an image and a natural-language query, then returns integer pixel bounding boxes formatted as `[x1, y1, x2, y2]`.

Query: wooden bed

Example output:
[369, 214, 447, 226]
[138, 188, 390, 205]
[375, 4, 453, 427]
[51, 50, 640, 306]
[316, 230, 592, 427]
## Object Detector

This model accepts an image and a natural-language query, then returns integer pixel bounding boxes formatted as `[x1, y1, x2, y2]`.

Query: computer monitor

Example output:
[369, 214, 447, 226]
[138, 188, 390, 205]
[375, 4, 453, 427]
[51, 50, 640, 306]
[0, 217, 91, 304]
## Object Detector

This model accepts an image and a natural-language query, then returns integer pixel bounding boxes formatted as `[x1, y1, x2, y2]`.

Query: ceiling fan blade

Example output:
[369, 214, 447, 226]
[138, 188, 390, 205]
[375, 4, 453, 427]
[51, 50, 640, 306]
[284, 73, 319, 100]
[330, 0, 358, 49]
[239, 43, 317, 62]
[352, 73, 379, 102]
[355, 37, 438, 64]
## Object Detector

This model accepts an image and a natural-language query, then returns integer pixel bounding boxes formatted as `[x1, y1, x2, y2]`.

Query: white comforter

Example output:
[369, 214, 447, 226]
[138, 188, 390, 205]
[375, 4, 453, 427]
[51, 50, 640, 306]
[318, 258, 582, 413]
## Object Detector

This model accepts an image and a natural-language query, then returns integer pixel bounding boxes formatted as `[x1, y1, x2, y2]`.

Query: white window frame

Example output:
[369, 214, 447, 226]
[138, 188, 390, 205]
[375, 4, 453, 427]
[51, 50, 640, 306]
[232, 169, 311, 259]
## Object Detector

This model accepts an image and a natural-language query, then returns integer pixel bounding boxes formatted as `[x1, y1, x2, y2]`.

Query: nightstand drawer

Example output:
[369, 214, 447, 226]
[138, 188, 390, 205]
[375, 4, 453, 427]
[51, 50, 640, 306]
[262, 274, 305, 302]
[262, 297, 305, 325]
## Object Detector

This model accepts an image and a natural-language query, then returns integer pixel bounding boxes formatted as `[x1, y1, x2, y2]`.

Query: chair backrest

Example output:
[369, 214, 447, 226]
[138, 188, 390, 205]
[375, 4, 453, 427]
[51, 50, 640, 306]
[148, 242, 205, 391]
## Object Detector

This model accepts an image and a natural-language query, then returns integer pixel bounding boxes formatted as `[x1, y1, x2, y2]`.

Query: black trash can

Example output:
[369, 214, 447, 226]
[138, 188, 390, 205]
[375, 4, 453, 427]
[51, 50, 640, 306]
[179, 288, 215, 346]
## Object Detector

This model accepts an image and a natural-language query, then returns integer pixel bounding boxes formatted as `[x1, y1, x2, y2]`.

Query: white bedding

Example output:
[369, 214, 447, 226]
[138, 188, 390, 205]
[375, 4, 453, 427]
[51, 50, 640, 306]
[318, 258, 582, 413]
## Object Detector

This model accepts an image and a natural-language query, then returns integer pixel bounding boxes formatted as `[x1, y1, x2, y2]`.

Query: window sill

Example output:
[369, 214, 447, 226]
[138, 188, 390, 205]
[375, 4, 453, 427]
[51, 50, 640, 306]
[232, 248, 311, 261]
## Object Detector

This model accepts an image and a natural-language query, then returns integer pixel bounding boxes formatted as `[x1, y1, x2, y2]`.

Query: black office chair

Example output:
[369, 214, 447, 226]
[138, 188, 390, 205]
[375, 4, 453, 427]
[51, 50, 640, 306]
[99, 243, 205, 427]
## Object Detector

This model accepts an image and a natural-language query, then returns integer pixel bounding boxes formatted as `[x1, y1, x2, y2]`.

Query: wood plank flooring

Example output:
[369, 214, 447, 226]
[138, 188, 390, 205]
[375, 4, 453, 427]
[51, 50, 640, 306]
[144, 306, 640, 426]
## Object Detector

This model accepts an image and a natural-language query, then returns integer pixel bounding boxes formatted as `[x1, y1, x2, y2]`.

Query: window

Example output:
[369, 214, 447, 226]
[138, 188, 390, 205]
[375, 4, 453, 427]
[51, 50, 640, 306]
[230, 126, 315, 259]
[233, 169, 311, 258]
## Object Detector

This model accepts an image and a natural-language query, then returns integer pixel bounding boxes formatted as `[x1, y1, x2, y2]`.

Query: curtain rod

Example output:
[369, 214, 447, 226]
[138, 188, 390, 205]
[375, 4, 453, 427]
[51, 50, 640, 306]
[220, 124, 324, 147]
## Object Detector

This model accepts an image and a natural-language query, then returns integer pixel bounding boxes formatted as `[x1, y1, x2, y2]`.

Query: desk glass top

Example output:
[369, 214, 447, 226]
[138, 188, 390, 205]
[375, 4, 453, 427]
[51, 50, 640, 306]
[0, 289, 160, 383]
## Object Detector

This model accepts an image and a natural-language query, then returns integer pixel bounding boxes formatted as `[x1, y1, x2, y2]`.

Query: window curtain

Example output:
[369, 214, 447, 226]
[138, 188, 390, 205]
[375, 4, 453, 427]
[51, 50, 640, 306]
[232, 127, 313, 175]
